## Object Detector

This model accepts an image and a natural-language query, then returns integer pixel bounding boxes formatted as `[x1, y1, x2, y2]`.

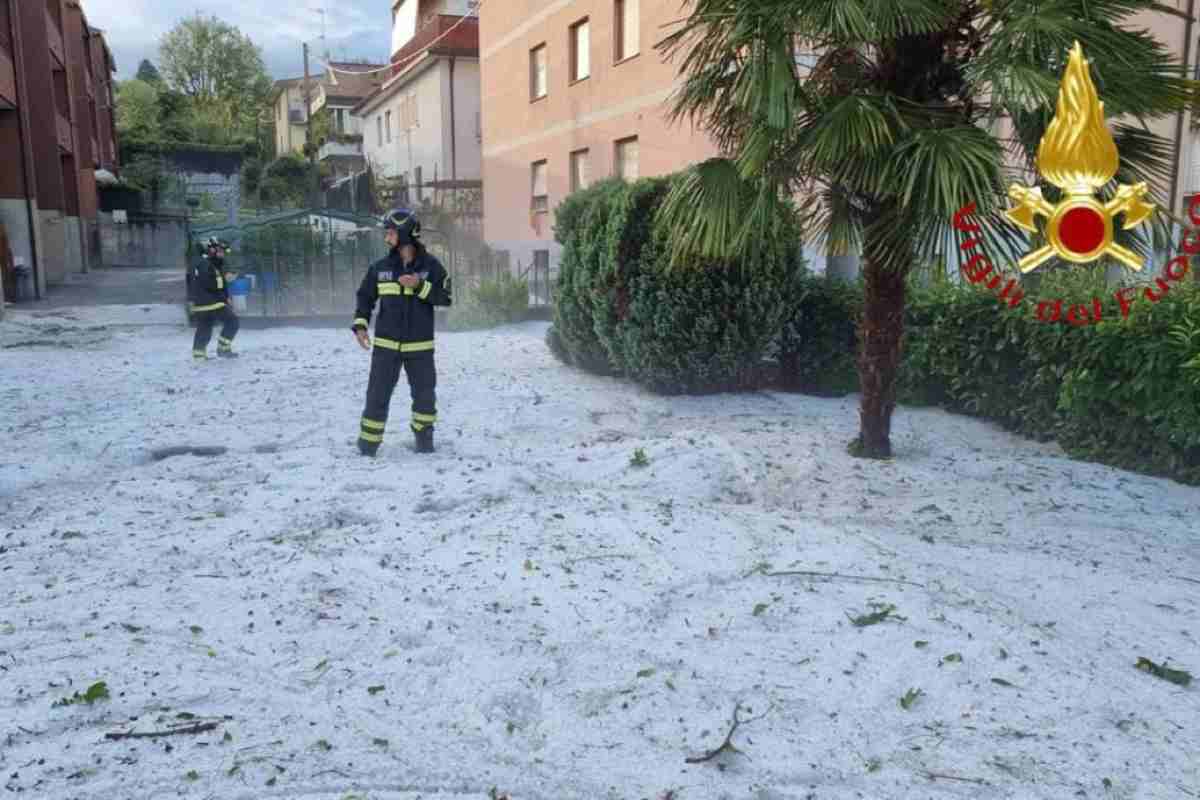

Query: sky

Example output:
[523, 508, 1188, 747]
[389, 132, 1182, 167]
[80, 0, 393, 81]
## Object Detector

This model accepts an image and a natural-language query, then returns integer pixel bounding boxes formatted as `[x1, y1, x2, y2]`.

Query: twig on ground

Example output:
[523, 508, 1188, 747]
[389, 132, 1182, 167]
[1172, 574, 1200, 586]
[563, 554, 635, 568]
[924, 771, 987, 785]
[763, 568, 925, 588]
[684, 703, 770, 764]
[104, 722, 219, 740]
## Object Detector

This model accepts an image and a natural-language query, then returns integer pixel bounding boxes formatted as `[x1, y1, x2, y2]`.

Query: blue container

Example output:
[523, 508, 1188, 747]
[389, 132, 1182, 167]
[228, 277, 252, 296]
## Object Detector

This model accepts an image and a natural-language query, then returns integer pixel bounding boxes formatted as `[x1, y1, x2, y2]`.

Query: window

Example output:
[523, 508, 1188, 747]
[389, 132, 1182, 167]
[531, 159, 549, 214]
[377, 115, 383, 146]
[334, 108, 346, 134]
[385, 110, 392, 143]
[615, 0, 639, 62]
[530, 44, 547, 100]
[570, 19, 590, 82]
[570, 149, 590, 193]
[615, 136, 638, 181]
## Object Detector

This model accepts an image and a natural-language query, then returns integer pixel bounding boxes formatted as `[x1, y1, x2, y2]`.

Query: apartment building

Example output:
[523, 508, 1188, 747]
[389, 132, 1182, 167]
[0, 0, 119, 300]
[479, 0, 718, 271]
[309, 62, 385, 183]
[271, 77, 309, 157]
[355, 0, 481, 205]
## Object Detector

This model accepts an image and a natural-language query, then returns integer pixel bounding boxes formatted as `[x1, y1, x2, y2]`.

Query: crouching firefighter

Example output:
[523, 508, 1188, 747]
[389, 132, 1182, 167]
[189, 237, 240, 360]
[352, 209, 452, 456]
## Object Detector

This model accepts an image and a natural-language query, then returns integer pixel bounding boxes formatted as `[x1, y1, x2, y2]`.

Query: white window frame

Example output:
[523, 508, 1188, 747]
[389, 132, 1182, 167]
[530, 44, 548, 101]
[570, 18, 590, 82]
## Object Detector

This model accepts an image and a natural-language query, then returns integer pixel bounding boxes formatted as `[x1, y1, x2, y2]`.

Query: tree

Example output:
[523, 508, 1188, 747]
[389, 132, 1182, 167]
[114, 79, 161, 142]
[136, 59, 162, 85]
[658, 0, 1193, 458]
[159, 14, 273, 144]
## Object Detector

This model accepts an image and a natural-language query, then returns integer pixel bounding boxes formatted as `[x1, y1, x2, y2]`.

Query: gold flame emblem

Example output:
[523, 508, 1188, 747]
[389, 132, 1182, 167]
[1005, 42, 1154, 272]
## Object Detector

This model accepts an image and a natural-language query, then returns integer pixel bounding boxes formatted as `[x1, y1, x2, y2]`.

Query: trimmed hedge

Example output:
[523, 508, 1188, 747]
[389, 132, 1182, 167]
[549, 172, 807, 394]
[782, 271, 1200, 485]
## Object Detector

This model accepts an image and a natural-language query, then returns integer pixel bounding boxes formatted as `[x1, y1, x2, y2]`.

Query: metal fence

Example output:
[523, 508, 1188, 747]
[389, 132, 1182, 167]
[192, 207, 554, 317]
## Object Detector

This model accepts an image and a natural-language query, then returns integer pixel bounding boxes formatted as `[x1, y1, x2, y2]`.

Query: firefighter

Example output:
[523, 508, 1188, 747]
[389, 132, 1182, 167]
[189, 237, 240, 360]
[352, 209, 452, 456]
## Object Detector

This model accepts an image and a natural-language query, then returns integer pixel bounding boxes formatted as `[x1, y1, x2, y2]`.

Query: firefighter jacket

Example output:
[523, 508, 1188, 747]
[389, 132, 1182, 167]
[189, 258, 230, 311]
[352, 247, 452, 352]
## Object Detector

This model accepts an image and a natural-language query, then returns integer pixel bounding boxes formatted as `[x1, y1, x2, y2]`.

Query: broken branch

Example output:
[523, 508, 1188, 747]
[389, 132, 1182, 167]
[763, 569, 924, 588]
[684, 702, 769, 764]
[104, 721, 219, 740]
[924, 771, 987, 785]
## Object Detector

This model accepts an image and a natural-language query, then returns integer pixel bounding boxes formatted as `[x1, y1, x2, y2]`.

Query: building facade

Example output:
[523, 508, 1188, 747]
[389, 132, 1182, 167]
[355, 0, 481, 206]
[0, 0, 119, 301]
[479, 0, 718, 272]
[272, 77, 308, 157]
[310, 63, 385, 183]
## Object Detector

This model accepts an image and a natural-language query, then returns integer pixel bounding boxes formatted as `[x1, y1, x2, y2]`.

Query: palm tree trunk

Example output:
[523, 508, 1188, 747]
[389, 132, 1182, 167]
[854, 256, 907, 458]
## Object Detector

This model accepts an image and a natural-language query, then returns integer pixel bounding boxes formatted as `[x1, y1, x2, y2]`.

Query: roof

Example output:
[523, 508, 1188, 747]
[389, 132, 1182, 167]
[319, 64, 387, 101]
[352, 14, 478, 115]
[271, 77, 306, 101]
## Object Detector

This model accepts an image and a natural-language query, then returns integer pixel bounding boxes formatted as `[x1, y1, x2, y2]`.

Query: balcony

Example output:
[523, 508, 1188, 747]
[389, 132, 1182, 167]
[318, 135, 363, 161]
[46, 9, 65, 67]
[57, 113, 73, 153]
[0, 45, 15, 109]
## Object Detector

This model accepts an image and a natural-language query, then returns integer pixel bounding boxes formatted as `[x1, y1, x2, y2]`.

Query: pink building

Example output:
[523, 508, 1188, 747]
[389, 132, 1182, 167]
[479, 0, 719, 272]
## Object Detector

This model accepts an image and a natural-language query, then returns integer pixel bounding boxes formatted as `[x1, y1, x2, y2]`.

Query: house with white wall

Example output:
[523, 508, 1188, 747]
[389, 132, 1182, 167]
[353, 0, 481, 207]
[310, 63, 386, 183]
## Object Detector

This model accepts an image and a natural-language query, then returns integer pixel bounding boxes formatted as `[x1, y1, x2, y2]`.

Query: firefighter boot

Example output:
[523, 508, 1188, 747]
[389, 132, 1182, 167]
[357, 438, 379, 457]
[413, 426, 434, 454]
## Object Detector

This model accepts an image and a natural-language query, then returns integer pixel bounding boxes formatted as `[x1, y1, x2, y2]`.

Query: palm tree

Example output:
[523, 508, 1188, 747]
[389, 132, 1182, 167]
[658, 0, 1193, 458]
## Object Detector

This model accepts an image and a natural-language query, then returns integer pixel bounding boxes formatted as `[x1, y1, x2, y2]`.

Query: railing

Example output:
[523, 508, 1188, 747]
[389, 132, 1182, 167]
[318, 138, 363, 160]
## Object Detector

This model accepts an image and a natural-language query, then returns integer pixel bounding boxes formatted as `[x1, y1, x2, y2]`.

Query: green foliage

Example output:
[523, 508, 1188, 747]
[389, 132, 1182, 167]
[52, 681, 110, 708]
[136, 59, 163, 85]
[785, 273, 1200, 485]
[115, 80, 162, 141]
[550, 171, 806, 393]
[551, 179, 627, 374]
[473, 273, 529, 322]
[777, 275, 862, 396]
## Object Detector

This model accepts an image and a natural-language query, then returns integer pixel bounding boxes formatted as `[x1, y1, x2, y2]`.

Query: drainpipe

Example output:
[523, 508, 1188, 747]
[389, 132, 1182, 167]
[1169, 0, 1196, 220]
[449, 55, 457, 183]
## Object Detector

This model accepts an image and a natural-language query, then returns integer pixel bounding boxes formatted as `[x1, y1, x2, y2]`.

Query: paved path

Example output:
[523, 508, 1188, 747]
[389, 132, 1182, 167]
[27, 265, 184, 309]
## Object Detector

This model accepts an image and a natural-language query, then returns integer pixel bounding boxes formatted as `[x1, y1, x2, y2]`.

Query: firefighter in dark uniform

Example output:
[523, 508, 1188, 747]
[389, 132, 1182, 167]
[352, 209, 452, 456]
[189, 237, 240, 360]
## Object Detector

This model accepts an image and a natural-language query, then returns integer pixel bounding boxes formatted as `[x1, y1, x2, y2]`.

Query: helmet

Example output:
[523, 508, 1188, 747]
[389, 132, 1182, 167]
[202, 236, 231, 254]
[381, 208, 420, 246]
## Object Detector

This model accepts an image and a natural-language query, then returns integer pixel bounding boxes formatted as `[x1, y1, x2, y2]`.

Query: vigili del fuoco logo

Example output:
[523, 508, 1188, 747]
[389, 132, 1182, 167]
[953, 42, 1197, 326]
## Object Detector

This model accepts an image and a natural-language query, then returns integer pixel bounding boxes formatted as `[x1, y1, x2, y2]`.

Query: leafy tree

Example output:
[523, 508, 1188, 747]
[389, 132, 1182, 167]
[114, 79, 161, 142]
[159, 14, 273, 145]
[658, 0, 1194, 458]
[135, 59, 163, 84]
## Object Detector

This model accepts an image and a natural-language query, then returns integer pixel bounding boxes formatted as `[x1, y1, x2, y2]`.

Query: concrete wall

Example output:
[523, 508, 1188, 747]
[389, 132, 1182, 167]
[38, 210, 67, 286]
[101, 217, 189, 269]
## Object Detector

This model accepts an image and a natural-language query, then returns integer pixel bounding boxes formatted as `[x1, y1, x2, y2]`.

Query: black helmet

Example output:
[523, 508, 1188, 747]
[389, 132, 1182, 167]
[202, 236, 231, 254]
[381, 208, 420, 246]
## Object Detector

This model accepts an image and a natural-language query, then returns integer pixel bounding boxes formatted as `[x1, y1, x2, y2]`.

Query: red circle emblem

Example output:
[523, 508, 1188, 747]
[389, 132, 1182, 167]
[1059, 207, 1106, 254]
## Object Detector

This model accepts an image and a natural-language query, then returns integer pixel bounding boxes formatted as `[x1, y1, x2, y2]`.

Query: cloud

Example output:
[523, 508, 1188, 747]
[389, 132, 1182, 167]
[79, 0, 390, 79]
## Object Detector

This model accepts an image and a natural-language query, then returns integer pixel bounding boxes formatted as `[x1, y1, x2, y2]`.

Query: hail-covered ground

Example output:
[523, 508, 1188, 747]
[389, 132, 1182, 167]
[1, 304, 1197, 800]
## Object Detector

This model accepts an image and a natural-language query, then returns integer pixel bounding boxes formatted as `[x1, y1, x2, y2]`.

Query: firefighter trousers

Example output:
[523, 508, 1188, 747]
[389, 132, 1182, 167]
[193, 305, 239, 357]
[359, 349, 437, 447]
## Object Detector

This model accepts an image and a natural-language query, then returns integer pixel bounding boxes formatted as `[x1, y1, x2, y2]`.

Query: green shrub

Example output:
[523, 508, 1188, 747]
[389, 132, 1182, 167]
[553, 171, 807, 393]
[472, 273, 529, 323]
[776, 274, 863, 396]
[784, 268, 1200, 484]
[551, 178, 626, 373]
